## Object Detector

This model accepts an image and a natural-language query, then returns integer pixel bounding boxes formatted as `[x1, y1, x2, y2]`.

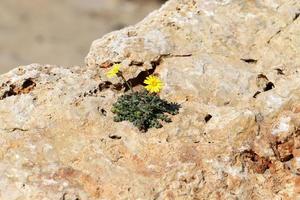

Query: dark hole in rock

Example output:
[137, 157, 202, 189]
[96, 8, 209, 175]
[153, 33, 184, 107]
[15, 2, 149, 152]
[129, 60, 144, 66]
[241, 58, 258, 64]
[204, 114, 212, 122]
[97, 81, 112, 92]
[275, 68, 285, 75]
[125, 67, 156, 91]
[0, 78, 36, 100]
[253, 91, 261, 98]
[280, 154, 294, 162]
[224, 101, 230, 105]
[293, 12, 300, 21]
[109, 134, 122, 140]
[257, 74, 268, 80]
[1, 85, 17, 99]
[22, 78, 36, 89]
[263, 82, 275, 91]
[100, 108, 107, 116]
[112, 83, 123, 91]
[125, 56, 163, 91]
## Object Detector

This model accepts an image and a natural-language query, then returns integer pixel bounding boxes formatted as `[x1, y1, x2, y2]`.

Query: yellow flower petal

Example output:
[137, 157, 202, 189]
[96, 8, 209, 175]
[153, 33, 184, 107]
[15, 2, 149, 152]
[144, 75, 163, 93]
[106, 64, 120, 78]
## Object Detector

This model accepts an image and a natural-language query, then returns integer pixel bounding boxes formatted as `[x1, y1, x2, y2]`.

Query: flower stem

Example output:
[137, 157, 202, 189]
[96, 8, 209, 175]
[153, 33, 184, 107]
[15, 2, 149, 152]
[118, 72, 133, 93]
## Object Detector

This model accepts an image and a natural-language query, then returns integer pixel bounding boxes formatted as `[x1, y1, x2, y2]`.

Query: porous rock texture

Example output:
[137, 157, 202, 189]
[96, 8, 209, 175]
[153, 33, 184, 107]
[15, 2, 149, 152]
[1, 0, 300, 199]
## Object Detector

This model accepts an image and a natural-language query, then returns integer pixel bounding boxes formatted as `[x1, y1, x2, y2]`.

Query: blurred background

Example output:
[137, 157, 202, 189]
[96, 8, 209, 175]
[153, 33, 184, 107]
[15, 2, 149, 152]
[0, 0, 165, 74]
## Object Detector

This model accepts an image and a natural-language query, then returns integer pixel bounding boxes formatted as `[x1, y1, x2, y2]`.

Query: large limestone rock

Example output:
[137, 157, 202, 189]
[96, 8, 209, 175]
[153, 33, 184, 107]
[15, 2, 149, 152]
[1, 0, 300, 199]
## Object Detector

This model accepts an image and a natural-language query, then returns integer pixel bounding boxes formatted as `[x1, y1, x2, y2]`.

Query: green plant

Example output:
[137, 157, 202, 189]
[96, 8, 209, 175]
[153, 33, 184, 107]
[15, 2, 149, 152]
[111, 91, 180, 132]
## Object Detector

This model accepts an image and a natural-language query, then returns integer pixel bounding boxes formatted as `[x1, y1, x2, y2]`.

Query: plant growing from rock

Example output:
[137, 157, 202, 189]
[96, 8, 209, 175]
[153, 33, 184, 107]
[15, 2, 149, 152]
[106, 64, 180, 132]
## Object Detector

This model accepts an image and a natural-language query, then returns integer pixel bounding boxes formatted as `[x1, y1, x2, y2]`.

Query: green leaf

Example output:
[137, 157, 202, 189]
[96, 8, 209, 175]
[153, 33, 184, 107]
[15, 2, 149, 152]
[110, 90, 180, 132]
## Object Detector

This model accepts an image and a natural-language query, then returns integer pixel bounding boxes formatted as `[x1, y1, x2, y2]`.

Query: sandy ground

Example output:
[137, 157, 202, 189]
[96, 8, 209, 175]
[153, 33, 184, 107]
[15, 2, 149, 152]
[0, 0, 163, 74]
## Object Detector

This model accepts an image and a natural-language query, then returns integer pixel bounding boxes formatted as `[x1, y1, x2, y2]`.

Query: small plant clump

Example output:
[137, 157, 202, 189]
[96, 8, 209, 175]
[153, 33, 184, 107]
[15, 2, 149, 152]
[106, 63, 180, 132]
[111, 91, 180, 132]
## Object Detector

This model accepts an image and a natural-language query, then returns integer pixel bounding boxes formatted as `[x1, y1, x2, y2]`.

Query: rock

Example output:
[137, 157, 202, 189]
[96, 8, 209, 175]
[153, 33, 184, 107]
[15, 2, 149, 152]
[1, 0, 300, 199]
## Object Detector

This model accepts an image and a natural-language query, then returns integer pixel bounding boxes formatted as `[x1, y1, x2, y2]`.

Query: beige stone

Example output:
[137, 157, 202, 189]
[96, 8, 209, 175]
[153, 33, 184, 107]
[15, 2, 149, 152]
[0, 0, 300, 199]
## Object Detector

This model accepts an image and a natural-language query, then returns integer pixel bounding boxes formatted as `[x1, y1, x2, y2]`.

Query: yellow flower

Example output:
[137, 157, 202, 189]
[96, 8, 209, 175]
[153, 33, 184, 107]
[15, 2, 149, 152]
[144, 75, 163, 93]
[106, 64, 120, 78]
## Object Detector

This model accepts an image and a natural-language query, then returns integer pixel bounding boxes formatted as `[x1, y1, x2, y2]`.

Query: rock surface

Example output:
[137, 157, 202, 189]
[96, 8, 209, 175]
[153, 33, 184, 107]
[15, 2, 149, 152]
[1, 0, 300, 199]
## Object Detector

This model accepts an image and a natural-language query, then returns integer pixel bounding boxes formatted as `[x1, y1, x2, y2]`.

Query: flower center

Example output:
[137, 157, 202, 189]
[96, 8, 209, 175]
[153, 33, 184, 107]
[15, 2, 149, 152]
[151, 80, 158, 86]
